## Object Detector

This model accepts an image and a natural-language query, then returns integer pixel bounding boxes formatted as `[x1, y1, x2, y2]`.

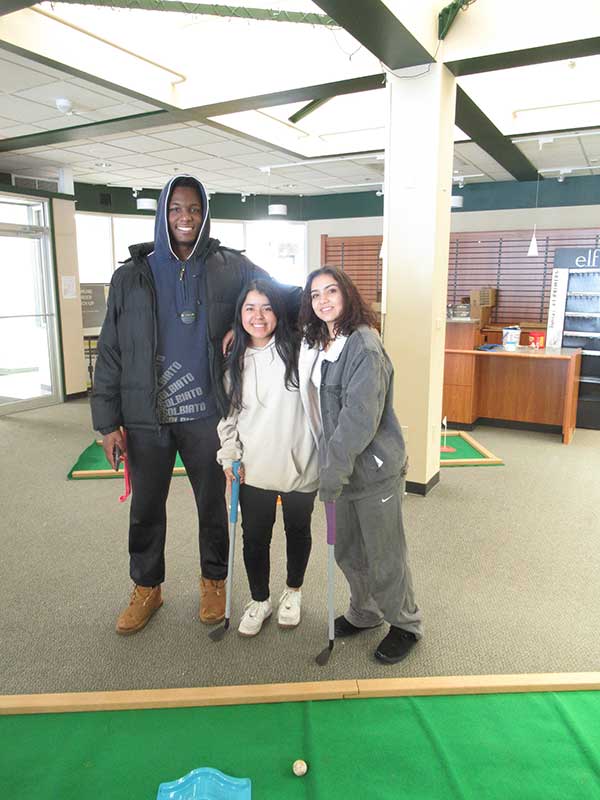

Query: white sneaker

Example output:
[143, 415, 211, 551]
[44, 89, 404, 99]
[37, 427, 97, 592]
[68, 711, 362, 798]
[278, 588, 302, 628]
[238, 598, 272, 637]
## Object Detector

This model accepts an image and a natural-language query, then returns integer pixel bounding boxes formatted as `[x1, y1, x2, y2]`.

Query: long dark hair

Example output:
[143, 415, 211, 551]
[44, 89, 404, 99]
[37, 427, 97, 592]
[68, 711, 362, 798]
[226, 279, 300, 412]
[299, 265, 379, 349]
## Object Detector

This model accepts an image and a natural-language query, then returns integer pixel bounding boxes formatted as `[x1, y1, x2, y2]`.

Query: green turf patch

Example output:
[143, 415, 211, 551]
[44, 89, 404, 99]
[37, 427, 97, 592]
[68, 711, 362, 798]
[68, 441, 185, 480]
[2, 692, 600, 799]
[440, 432, 503, 467]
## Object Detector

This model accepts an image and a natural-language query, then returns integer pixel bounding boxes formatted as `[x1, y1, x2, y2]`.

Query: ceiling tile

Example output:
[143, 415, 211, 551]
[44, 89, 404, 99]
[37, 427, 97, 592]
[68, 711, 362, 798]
[66, 142, 138, 159]
[74, 170, 131, 183]
[0, 59, 56, 94]
[232, 151, 291, 167]
[199, 141, 260, 157]
[150, 146, 209, 162]
[0, 123, 44, 138]
[110, 152, 170, 168]
[150, 127, 226, 147]
[15, 81, 119, 111]
[213, 165, 265, 179]
[33, 114, 96, 131]
[77, 104, 156, 122]
[0, 94, 63, 124]
[186, 156, 239, 171]
[98, 134, 172, 153]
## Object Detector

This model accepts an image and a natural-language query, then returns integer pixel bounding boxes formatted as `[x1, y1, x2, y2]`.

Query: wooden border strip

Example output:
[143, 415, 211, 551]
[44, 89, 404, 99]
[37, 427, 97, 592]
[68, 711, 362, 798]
[357, 672, 600, 698]
[4, 672, 600, 716]
[441, 431, 503, 467]
[0, 680, 359, 716]
[71, 467, 187, 479]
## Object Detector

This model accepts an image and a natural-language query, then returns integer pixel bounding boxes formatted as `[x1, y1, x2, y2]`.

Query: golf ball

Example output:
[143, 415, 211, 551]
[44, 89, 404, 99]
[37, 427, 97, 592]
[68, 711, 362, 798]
[292, 759, 308, 777]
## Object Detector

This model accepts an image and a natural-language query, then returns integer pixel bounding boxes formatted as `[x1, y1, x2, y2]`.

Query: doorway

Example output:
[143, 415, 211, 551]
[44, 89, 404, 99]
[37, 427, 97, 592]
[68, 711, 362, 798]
[0, 195, 62, 415]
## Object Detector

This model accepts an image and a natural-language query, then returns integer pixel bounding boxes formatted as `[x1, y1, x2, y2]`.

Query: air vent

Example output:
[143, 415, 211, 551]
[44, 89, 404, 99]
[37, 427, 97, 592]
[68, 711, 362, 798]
[12, 175, 59, 193]
[99, 192, 112, 208]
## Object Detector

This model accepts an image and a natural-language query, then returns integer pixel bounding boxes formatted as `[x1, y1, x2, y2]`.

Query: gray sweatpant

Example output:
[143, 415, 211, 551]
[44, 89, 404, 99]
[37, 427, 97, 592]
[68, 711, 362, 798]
[334, 479, 423, 638]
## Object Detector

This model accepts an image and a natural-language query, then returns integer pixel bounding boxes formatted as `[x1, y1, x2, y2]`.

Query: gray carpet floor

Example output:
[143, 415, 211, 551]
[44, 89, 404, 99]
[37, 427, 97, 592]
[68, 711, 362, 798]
[1, 399, 599, 695]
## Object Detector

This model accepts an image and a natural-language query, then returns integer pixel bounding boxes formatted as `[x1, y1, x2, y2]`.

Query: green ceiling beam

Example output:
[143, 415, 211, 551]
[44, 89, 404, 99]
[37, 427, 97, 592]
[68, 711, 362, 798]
[312, 0, 433, 69]
[455, 86, 539, 182]
[288, 97, 331, 124]
[0, 1, 39, 14]
[447, 37, 600, 76]
[53, 0, 336, 25]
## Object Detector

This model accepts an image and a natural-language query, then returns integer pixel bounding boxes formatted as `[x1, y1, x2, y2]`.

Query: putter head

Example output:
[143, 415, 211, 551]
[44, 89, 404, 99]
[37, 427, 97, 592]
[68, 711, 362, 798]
[315, 640, 334, 666]
[209, 619, 230, 642]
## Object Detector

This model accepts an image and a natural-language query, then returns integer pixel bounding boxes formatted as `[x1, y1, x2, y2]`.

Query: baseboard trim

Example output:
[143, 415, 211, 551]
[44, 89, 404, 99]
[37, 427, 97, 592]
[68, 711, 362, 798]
[66, 391, 89, 401]
[476, 418, 561, 435]
[406, 471, 440, 496]
[447, 421, 473, 431]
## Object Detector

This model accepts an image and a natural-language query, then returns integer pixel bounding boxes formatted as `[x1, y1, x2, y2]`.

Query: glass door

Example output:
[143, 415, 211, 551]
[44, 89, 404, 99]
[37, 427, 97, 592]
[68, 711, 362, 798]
[0, 195, 62, 415]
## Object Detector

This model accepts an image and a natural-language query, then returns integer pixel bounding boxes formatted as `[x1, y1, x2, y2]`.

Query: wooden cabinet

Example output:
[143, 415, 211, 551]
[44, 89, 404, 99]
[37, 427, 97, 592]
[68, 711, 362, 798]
[442, 346, 582, 444]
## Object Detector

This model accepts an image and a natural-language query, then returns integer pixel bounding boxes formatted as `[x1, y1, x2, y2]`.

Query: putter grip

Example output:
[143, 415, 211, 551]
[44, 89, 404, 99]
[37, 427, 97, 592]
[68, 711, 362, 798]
[325, 501, 336, 545]
[229, 460, 241, 523]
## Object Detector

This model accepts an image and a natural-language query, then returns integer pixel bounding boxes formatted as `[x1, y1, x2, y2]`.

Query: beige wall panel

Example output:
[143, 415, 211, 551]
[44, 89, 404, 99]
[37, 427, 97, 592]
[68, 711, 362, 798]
[52, 198, 87, 396]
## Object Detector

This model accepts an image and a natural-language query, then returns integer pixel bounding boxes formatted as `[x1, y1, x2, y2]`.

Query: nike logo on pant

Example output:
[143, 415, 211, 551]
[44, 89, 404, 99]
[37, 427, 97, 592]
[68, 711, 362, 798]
[381, 495, 393, 503]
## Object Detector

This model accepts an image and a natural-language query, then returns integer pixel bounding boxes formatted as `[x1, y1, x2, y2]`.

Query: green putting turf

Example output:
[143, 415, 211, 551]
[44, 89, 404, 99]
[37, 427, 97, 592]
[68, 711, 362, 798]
[2, 692, 600, 799]
[68, 441, 185, 480]
[441, 433, 502, 465]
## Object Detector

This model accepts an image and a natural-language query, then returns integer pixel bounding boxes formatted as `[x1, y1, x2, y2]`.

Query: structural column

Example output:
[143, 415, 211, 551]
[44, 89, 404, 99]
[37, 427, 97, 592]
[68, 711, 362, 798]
[382, 63, 456, 494]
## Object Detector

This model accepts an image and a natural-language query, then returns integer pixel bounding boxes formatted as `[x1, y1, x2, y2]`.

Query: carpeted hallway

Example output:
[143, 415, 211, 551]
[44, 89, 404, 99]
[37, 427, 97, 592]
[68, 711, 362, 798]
[1, 398, 599, 695]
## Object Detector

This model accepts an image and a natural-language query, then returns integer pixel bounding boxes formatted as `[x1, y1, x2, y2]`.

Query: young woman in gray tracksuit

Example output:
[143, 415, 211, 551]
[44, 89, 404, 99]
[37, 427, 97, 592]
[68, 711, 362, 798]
[217, 279, 318, 637]
[298, 266, 422, 664]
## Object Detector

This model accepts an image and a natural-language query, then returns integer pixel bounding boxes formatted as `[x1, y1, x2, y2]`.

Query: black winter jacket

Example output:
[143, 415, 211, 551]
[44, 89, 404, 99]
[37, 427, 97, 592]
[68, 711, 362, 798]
[91, 239, 275, 434]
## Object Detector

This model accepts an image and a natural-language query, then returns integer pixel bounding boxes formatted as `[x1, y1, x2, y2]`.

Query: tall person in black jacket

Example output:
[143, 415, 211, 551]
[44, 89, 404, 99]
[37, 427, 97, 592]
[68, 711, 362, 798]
[91, 175, 297, 635]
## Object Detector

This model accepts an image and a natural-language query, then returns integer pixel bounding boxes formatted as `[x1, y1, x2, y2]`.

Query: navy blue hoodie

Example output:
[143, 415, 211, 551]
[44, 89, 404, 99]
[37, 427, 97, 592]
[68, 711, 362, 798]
[148, 175, 216, 423]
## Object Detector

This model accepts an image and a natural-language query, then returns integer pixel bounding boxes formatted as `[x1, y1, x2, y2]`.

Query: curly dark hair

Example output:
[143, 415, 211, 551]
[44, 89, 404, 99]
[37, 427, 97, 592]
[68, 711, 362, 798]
[298, 266, 379, 349]
[226, 279, 300, 412]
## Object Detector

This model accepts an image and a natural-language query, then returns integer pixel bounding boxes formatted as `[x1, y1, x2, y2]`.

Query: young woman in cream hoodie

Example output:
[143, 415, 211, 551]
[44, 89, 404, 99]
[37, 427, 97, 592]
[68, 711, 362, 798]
[217, 279, 318, 636]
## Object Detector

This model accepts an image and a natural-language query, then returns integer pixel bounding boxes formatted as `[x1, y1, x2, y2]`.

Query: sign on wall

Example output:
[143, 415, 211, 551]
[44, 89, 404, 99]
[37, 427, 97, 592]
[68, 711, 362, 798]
[81, 283, 109, 332]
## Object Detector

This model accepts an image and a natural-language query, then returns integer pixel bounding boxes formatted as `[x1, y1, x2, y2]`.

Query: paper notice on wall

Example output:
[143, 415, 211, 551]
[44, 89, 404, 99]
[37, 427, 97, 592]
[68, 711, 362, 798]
[61, 275, 77, 300]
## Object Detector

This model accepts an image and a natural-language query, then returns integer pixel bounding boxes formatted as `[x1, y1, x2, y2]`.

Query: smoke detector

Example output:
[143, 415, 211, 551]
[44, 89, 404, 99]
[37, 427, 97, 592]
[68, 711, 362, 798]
[55, 97, 73, 115]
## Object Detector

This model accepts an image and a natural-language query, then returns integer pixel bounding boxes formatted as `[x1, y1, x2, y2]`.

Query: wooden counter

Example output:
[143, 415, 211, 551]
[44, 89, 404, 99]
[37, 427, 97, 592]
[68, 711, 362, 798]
[443, 346, 582, 444]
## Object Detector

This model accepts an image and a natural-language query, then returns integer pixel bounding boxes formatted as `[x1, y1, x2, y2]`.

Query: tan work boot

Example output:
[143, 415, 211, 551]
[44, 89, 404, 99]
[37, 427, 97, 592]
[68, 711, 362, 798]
[199, 577, 226, 624]
[116, 584, 163, 635]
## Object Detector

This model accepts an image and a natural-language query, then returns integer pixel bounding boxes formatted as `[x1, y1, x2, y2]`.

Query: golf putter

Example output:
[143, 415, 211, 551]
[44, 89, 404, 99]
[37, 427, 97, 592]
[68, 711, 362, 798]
[210, 460, 241, 642]
[315, 501, 336, 666]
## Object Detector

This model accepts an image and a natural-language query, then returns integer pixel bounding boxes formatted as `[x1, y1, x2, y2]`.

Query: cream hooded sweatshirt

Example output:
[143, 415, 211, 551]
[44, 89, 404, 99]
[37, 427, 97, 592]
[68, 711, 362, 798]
[216, 337, 318, 493]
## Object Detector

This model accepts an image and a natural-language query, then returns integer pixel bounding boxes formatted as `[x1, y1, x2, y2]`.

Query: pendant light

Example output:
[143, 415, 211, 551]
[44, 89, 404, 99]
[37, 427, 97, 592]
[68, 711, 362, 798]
[527, 173, 540, 257]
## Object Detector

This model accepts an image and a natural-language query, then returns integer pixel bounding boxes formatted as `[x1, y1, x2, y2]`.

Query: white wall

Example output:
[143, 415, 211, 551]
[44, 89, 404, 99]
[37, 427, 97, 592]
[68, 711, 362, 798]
[307, 216, 383, 270]
[450, 205, 600, 233]
[307, 207, 600, 258]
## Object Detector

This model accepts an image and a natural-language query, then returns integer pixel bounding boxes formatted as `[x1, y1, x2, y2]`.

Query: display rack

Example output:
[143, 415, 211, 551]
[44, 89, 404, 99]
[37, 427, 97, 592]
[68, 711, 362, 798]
[547, 248, 600, 429]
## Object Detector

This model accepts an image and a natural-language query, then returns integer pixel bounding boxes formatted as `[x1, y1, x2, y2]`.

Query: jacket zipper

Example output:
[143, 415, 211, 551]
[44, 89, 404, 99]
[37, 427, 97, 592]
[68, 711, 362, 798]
[179, 263, 187, 303]
[139, 263, 161, 431]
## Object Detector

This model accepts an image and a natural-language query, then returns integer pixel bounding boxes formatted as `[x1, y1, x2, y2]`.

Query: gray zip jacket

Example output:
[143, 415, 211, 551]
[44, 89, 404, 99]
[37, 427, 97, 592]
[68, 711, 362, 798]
[298, 326, 406, 502]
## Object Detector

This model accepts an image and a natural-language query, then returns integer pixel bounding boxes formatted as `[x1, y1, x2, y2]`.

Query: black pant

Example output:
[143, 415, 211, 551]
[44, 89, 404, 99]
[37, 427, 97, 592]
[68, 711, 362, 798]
[126, 418, 228, 586]
[239, 484, 317, 602]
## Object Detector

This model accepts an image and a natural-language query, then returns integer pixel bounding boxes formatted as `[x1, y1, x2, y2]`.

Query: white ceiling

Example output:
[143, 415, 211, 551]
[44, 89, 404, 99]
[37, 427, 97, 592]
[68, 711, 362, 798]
[0, 4, 599, 195]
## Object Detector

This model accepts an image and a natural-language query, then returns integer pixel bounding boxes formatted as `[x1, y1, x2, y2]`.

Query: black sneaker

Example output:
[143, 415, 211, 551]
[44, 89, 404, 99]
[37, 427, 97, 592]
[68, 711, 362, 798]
[334, 615, 382, 637]
[374, 627, 418, 664]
